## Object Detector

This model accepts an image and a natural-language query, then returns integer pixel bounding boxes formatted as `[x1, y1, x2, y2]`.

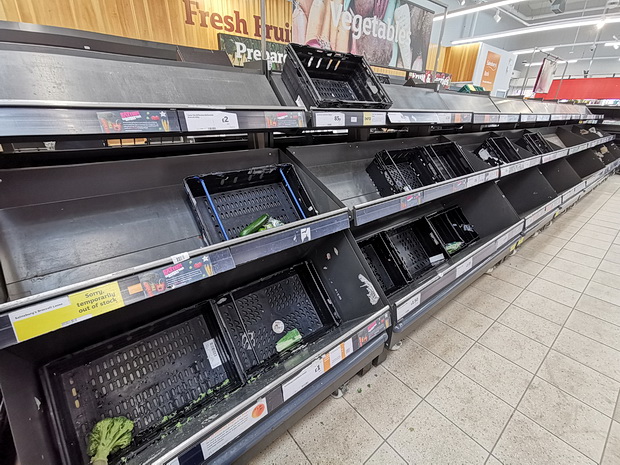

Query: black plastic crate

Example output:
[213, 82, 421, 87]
[212, 262, 340, 377]
[359, 235, 408, 295]
[185, 164, 317, 244]
[474, 137, 522, 166]
[366, 150, 424, 197]
[426, 207, 479, 256]
[427, 142, 475, 178]
[517, 133, 554, 155]
[41, 305, 238, 465]
[282, 43, 392, 109]
[384, 225, 435, 281]
[366, 146, 453, 197]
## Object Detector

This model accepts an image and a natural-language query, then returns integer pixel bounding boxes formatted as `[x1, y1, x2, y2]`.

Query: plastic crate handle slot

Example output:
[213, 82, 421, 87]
[385, 151, 413, 191]
[279, 168, 308, 220]
[197, 177, 230, 241]
[229, 293, 263, 364]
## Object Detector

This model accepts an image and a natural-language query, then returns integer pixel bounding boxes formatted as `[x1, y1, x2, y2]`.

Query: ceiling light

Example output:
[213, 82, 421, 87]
[452, 17, 620, 45]
[459, 0, 466, 5]
[494, 10, 502, 22]
[513, 47, 556, 55]
[604, 41, 620, 47]
[597, 18, 607, 28]
[433, 0, 527, 21]
[526, 62, 544, 67]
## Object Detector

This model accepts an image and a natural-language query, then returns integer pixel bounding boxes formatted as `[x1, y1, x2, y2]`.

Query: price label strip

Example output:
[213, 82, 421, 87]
[314, 112, 345, 127]
[184, 111, 240, 132]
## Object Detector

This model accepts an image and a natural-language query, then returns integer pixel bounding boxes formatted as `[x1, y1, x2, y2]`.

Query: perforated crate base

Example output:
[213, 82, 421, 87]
[312, 78, 358, 101]
[385, 225, 433, 281]
[208, 183, 301, 240]
[42, 309, 234, 463]
[426, 207, 479, 255]
[214, 263, 338, 376]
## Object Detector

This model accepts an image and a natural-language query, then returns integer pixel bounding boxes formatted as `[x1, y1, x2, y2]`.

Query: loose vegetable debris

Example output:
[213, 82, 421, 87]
[276, 328, 302, 352]
[239, 214, 285, 237]
[87, 416, 134, 465]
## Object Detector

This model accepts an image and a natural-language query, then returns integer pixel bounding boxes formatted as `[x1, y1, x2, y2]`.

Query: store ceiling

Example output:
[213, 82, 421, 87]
[512, 0, 614, 21]
[437, 0, 620, 74]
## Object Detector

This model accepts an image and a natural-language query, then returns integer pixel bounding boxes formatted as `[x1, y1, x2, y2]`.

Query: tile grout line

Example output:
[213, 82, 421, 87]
[382, 320, 511, 461]
[404, 183, 620, 462]
[284, 430, 314, 465]
[567, 307, 620, 332]
[590, 182, 620, 464]
[601, 389, 620, 465]
[341, 366, 420, 464]
[486, 178, 620, 463]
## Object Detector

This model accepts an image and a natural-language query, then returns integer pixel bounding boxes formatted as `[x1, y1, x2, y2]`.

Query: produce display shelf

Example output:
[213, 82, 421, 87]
[0, 210, 349, 351]
[472, 113, 520, 124]
[392, 158, 617, 338]
[386, 110, 473, 125]
[393, 220, 524, 323]
[156, 312, 389, 465]
[0, 105, 308, 138]
[1, 31, 615, 465]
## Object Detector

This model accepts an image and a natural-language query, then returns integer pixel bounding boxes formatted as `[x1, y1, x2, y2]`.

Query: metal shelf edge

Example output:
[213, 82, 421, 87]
[352, 167, 500, 226]
[393, 220, 525, 323]
[0, 210, 349, 349]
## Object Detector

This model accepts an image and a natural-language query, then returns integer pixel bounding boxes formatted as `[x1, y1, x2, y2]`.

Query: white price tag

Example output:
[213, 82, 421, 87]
[328, 345, 343, 367]
[495, 230, 514, 249]
[397, 293, 421, 321]
[315, 112, 345, 127]
[200, 398, 268, 459]
[388, 112, 409, 123]
[282, 358, 324, 401]
[436, 113, 452, 124]
[171, 252, 190, 264]
[184, 111, 239, 131]
[456, 257, 473, 278]
[467, 173, 485, 188]
[203, 339, 223, 369]
[343, 338, 353, 357]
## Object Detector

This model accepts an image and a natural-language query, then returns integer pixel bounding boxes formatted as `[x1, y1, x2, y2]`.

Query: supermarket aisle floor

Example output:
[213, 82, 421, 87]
[249, 175, 620, 465]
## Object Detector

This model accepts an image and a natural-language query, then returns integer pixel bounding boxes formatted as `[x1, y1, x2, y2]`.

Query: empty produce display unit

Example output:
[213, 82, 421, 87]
[0, 25, 618, 465]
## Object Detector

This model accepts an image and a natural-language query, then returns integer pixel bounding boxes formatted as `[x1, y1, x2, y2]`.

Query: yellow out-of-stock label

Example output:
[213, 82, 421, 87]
[10, 282, 125, 342]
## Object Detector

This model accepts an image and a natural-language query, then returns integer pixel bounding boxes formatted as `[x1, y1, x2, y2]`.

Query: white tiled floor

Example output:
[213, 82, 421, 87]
[250, 176, 620, 465]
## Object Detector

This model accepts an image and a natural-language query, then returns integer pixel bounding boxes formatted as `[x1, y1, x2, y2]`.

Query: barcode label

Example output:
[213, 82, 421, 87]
[204, 339, 223, 369]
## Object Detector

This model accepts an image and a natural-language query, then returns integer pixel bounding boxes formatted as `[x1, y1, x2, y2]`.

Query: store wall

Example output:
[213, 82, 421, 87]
[534, 76, 620, 100]
[471, 43, 515, 95]
[0, 0, 291, 65]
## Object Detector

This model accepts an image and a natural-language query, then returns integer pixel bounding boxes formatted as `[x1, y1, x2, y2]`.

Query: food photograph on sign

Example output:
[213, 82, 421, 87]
[292, 0, 433, 71]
